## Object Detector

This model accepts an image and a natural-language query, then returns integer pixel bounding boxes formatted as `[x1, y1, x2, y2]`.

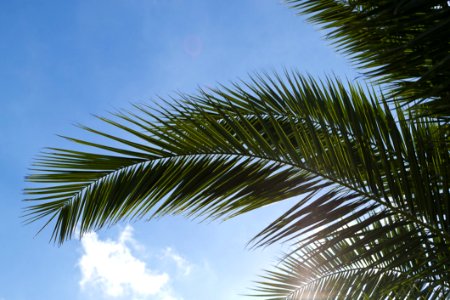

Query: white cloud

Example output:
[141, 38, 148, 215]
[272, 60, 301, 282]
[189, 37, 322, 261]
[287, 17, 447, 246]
[78, 225, 186, 300]
[162, 247, 192, 277]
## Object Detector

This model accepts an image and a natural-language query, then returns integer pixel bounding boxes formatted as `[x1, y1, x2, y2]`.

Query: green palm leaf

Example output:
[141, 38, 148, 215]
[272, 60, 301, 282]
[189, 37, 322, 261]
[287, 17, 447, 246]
[286, 0, 450, 118]
[253, 213, 450, 299]
[24, 73, 450, 297]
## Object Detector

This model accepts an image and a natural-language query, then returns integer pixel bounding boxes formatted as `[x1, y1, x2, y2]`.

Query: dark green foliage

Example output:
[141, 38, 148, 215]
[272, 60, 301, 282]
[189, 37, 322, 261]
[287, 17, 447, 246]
[287, 0, 450, 118]
[25, 74, 450, 298]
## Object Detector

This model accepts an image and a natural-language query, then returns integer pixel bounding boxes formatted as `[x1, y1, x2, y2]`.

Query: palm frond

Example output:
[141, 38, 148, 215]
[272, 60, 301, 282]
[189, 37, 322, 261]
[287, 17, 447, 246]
[25, 73, 450, 296]
[253, 213, 450, 299]
[286, 0, 450, 118]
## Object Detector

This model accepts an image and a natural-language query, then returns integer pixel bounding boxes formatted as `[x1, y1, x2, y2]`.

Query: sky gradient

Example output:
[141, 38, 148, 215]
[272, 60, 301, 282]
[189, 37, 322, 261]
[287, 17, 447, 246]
[0, 1, 358, 299]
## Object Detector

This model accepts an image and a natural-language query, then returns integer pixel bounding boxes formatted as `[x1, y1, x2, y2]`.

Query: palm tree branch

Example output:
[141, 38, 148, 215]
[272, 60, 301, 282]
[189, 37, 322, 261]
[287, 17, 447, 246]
[285, 0, 450, 118]
[24, 73, 449, 249]
[253, 213, 450, 299]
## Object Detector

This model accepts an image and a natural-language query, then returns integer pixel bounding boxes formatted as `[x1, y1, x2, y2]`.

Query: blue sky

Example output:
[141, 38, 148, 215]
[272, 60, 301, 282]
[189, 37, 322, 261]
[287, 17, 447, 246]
[0, 1, 358, 299]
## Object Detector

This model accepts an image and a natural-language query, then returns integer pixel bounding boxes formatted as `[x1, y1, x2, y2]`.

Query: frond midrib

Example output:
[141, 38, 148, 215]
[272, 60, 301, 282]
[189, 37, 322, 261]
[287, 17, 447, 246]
[42, 148, 448, 241]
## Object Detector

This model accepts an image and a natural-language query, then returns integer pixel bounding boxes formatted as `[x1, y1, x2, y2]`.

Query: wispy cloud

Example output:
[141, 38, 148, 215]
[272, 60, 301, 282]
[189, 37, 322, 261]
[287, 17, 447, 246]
[78, 225, 187, 300]
[162, 247, 192, 277]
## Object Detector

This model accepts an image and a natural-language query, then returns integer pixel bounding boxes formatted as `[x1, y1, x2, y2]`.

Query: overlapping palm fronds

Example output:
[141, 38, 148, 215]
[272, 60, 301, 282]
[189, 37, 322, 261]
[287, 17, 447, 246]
[286, 0, 450, 118]
[254, 209, 450, 299]
[24, 73, 450, 298]
[254, 215, 450, 299]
